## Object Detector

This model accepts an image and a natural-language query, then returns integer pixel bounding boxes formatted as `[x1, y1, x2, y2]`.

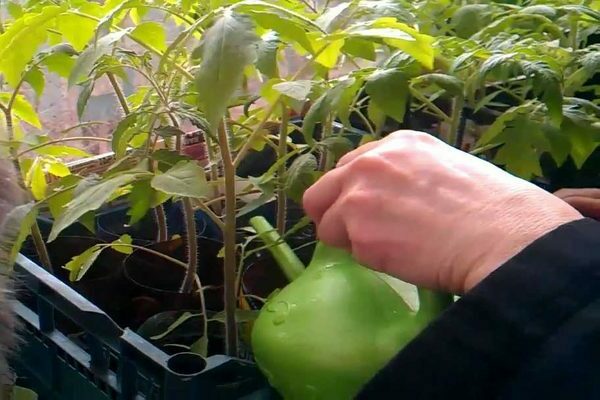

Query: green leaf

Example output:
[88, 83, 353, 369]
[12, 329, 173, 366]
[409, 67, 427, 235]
[272, 80, 313, 101]
[248, 11, 313, 53]
[43, 52, 76, 78]
[0, 5, 64, 85]
[367, 101, 386, 133]
[131, 21, 167, 52]
[190, 336, 208, 357]
[285, 153, 318, 203]
[314, 38, 345, 69]
[336, 77, 363, 126]
[57, 13, 98, 52]
[151, 160, 210, 198]
[7, 2, 23, 19]
[151, 149, 190, 171]
[413, 73, 464, 96]
[49, 173, 139, 241]
[315, 2, 352, 32]
[3, 202, 38, 267]
[256, 31, 280, 78]
[25, 67, 45, 98]
[111, 113, 139, 158]
[319, 136, 354, 159]
[303, 78, 356, 142]
[43, 158, 70, 177]
[0, 93, 42, 128]
[127, 179, 153, 224]
[543, 124, 571, 167]
[69, 30, 129, 86]
[451, 4, 492, 38]
[26, 159, 47, 201]
[477, 103, 536, 146]
[148, 311, 203, 340]
[129, 132, 148, 149]
[492, 117, 549, 180]
[12, 385, 38, 400]
[47, 175, 80, 220]
[365, 69, 409, 123]
[77, 80, 95, 120]
[342, 38, 376, 61]
[347, 18, 434, 69]
[563, 118, 600, 168]
[64, 245, 103, 281]
[111, 234, 133, 254]
[194, 11, 258, 130]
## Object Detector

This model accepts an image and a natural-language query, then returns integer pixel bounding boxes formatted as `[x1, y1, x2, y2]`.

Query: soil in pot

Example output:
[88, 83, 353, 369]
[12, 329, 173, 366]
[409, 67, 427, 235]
[122, 236, 225, 329]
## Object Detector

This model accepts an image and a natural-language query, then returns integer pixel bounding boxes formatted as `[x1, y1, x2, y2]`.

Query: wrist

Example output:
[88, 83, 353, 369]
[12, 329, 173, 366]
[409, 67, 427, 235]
[463, 204, 582, 293]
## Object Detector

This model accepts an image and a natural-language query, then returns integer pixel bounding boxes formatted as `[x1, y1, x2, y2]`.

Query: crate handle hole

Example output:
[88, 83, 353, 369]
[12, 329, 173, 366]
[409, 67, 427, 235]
[167, 352, 207, 377]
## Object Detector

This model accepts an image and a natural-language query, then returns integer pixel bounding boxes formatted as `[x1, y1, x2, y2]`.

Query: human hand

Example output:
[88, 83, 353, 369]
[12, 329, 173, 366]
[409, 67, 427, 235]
[303, 131, 582, 293]
[554, 188, 600, 220]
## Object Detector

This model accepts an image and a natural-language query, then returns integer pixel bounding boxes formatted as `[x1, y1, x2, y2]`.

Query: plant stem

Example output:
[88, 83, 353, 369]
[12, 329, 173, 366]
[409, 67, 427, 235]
[250, 216, 305, 282]
[107, 73, 130, 115]
[319, 114, 335, 171]
[180, 197, 198, 294]
[204, 134, 223, 215]
[569, 14, 579, 50]
[410, 88, 451, 123]
[154, 205, 168, 242]
[218, 119, 238, 356]
[16, 137, 111, 158]
[447, 95, 465, 147]
[0, 105, 53, 272]
[276, 105, 289, 235]
[30, 221, 52, 272]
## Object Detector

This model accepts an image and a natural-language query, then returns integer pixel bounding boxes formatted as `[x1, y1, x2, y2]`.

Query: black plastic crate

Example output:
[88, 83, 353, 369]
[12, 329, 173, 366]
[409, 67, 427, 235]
[11, 254, 276, 400]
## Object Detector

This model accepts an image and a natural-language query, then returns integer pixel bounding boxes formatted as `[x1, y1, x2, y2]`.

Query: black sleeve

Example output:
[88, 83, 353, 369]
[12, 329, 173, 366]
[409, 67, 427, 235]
[357, 218, 600, 399]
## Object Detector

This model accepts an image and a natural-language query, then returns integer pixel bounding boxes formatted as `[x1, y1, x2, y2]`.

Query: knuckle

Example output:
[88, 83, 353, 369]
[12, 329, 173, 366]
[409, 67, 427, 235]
[348, 153, 382, 172]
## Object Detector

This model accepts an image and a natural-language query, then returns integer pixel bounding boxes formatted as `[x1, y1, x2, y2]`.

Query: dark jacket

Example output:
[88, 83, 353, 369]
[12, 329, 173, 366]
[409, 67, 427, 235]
[358, 218, 600, 399]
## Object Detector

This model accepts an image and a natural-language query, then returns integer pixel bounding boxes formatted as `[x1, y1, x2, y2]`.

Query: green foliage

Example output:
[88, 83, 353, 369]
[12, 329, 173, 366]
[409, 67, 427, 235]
[285, 153, 318, 203]
[150, 160, 211, 198]
[194, 11, 259, 130]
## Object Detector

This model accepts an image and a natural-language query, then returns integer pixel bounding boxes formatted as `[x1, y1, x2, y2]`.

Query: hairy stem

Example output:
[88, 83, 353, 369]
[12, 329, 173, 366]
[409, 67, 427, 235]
[30, 222, 52, 272]
[218, 119, 238, 356]
[179, 197, 198, 294]
[107, 73, 130, 115]
[448, 95, 465, 147]
[276, 105, 289, 235]
[569, 15, 579, 50]
[154, 205, 168, 242]
[204, 134, 223, 215]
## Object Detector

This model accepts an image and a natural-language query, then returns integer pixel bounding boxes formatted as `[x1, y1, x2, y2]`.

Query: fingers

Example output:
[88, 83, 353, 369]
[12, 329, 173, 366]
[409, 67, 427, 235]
[316, 202, 351, 250]
[554, 188, 600, 200]
[302, 166, 345, 225]
[337, 140, 381, 167]
[558, 195, 600, 220]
